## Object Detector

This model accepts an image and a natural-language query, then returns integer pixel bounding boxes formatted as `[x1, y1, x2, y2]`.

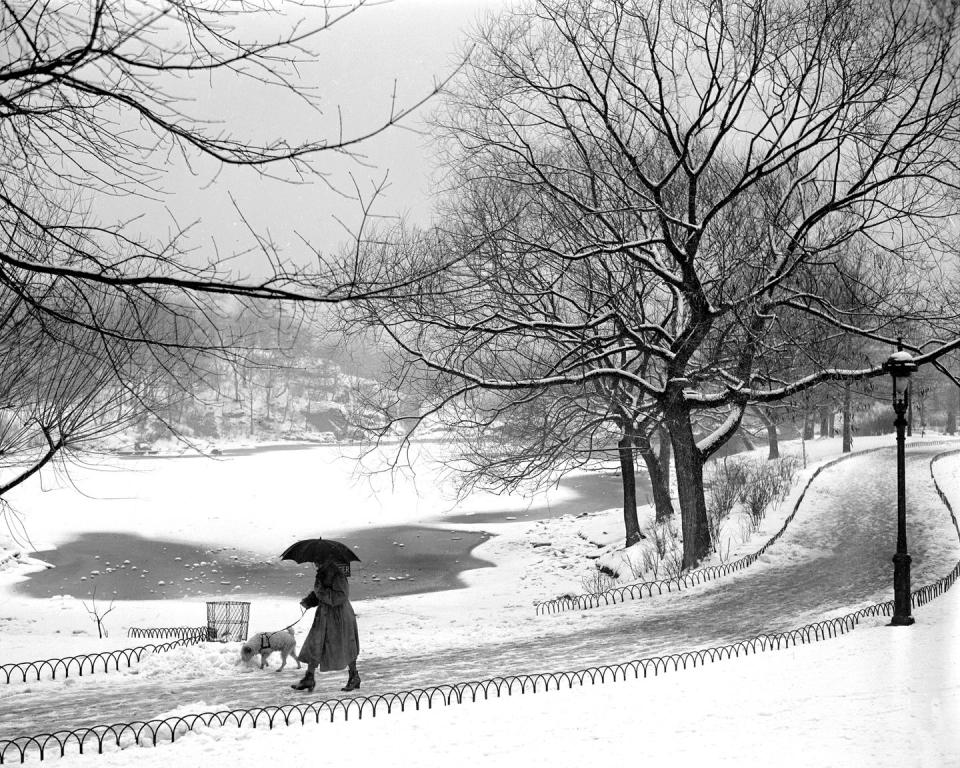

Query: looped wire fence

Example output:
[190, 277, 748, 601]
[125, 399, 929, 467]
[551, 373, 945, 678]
[1, 629, 206, 685]
[2, 445, 958, 764]
[535, 439, 960, 616]
[127, 627, 208, 641]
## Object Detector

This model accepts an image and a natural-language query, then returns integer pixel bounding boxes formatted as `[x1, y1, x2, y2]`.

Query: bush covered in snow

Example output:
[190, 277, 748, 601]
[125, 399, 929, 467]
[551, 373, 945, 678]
[588, 456, 802, 593]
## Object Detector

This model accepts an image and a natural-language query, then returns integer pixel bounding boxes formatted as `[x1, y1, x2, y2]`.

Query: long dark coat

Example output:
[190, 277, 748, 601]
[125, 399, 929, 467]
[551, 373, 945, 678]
[297, 562, 360, 671]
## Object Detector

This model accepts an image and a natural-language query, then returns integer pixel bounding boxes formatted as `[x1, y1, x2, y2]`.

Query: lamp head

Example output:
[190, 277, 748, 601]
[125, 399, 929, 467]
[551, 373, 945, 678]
[883, 348, 918, 404]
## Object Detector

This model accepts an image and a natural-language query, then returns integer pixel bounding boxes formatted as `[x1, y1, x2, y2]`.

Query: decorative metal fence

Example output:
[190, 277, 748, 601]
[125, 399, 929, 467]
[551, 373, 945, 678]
[535, 439, 960, 615]
[1, 629, 207, 685]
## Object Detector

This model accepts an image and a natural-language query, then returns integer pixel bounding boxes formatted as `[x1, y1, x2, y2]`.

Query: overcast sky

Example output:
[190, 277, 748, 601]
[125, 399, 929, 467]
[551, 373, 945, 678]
[117, 0, 509, 277]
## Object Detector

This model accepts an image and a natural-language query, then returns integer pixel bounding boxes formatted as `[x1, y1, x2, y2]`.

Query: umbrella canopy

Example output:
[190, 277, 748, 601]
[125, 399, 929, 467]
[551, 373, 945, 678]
[281, 538, 360, 565]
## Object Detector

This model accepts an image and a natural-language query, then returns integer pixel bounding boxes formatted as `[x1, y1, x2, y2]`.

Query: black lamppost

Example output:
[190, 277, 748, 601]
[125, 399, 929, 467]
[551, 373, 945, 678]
[883, 343, 918, 626]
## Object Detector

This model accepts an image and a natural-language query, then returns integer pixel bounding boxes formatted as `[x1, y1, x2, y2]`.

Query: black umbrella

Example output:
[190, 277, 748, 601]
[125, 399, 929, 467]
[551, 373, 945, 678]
[281, 538, 360, 565]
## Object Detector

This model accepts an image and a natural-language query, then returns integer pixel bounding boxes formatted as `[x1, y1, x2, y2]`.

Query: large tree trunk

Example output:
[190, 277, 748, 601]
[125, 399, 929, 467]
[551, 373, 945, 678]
[617, 432, 643, 547]
[947, 390, 957, 435]
[842, 383, 853, 453]
[664, 404, 711, 570]
[803, 410, 815, 440]
[636, 435, 675, 523]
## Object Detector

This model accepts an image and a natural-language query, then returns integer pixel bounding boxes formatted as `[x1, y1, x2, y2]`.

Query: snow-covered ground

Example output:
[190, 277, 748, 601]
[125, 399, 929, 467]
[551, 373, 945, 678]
[1, 435, 958, 766]
[0, 435, 922, 664]
[39, 576, 960, 768]
[1, 439, 621, 662]
[1, 435, 954, 664]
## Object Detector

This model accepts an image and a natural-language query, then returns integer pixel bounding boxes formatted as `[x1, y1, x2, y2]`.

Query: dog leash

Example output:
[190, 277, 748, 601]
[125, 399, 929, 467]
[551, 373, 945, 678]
[283, 606, 309, 631]
[255, 608, 308, 652]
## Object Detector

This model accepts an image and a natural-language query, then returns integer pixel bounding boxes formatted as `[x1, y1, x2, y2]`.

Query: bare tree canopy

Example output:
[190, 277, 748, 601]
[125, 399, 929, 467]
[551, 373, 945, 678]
[0, 0, 462, 504]
[0, 281, 172, 530]
[0, 0, 459, 322]
[360, 0, 960, 567]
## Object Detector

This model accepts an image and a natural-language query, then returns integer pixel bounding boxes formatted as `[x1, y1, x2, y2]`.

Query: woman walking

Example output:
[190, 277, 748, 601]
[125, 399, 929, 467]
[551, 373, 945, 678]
[291, 557, 361, 692]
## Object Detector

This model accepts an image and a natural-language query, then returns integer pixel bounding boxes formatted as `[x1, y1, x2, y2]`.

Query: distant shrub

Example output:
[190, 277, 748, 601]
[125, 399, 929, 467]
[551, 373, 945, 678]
[581, 566, 618, 595]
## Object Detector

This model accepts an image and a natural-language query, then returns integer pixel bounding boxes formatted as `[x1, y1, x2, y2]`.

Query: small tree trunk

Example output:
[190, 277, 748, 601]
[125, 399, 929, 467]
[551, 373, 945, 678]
[907, 388, 914, 436]
[842, 383, 853, 453]
[637, 436, 675, 523]
[803, 410, 815, 440]
[739, 429, 755, 452]
[756, 407, 779, 460]
[664, 404, 711, 570]
[657, 426, 672, 482]
[819, 405, 829, 438]
[947, 392, 957, 435]
[617, 432, 643, 547]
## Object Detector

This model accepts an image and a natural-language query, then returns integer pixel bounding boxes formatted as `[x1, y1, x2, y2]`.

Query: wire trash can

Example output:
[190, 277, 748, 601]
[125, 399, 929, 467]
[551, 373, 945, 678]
[206, 600, 250, 642]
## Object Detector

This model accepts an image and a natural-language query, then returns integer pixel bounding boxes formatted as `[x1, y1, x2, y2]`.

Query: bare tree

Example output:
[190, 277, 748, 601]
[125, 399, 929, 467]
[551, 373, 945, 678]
[81, 587, 116, 639]
[1, 0, 463, 346]
[347, 217, 679, 545]
[442, 380, 669, 546]
[0, 283, 174, 545]
[364, 0, 960, 569]
[0, 1, 475, 518]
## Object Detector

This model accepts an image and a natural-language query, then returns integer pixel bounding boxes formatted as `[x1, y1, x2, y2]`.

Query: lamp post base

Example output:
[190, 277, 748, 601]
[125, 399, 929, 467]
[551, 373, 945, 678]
[890, 614, 916, 626]
[891, 551, 913, 626]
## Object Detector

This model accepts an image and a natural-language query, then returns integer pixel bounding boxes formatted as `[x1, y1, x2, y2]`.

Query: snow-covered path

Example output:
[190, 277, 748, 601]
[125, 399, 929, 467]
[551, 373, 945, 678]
[4, 445, 959, 740]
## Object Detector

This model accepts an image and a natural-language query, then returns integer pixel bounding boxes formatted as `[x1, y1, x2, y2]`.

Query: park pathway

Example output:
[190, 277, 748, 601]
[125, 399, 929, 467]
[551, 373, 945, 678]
[3, 445, 959, 740]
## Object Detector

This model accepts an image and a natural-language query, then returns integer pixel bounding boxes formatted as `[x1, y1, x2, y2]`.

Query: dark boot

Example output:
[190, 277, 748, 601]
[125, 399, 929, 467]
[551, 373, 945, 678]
[341, 668, 361, 692]
[291, 670, 315, 692]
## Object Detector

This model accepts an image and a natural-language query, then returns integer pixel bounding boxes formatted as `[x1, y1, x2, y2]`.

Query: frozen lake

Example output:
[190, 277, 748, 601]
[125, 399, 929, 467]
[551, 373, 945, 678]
[12, 446, 629, 601]
[16, 526, 494, 601]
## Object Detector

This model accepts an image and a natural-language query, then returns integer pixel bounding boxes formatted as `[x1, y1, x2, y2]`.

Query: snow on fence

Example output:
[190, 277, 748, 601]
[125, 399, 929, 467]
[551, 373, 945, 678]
[535, 439, 960, 615]
[0, 628, 207, 685]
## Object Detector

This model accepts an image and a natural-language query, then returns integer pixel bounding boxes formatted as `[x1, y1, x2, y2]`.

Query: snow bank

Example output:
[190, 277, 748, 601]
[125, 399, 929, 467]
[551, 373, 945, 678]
[130, 643, 248, 681]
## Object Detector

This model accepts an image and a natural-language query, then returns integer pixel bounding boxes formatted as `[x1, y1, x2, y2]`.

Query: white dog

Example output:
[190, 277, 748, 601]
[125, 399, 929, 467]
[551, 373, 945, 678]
[239, 628, 301, 671]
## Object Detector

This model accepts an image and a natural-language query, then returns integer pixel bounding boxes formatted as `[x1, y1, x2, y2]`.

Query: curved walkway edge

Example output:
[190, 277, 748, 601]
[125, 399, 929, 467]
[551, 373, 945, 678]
[3, 447, 960, 764]
[536, 439, 960, 615]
